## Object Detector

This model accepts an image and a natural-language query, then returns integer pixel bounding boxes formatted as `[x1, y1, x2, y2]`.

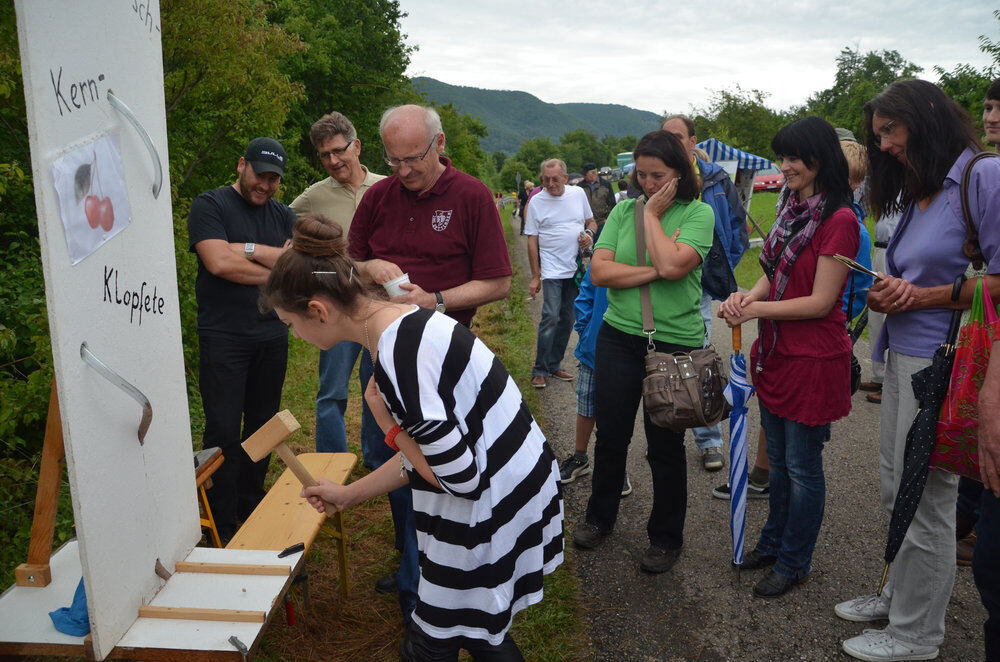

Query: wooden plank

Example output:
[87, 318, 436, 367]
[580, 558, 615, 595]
[15, 380, 65, 587]
[173, 562, 290, 576]
[226, 453, 356, 552]
[137, 606, 265, 623]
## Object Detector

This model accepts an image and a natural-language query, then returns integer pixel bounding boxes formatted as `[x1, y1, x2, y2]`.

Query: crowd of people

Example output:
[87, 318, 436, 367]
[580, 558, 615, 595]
[185, 76, 1000, 660]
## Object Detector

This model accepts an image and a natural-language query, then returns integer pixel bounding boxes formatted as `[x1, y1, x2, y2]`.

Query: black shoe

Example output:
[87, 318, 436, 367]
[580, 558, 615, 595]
[752, 570, 805, 598]
[640, 546, 681, 573]
[572, 521, 608, 550]
[374, 571, 399, 594]
[736, 549, 777, 570]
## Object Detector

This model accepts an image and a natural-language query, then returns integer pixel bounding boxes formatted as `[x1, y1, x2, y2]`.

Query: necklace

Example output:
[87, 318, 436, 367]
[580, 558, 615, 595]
[362, 297, 375, 357]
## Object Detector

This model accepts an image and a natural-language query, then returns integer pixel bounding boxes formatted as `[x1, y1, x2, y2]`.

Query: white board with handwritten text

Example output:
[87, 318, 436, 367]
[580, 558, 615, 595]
[12, 2, 199, 659]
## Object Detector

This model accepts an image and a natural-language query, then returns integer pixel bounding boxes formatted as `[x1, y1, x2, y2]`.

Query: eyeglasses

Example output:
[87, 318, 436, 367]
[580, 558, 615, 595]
[318, 141, 356, 161]
[383, 135, 438, 168]
[874, 120, 898, 142]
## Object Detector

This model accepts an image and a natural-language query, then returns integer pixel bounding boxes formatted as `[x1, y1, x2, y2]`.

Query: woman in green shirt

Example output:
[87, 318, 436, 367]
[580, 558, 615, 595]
[572, 130, 715, 573]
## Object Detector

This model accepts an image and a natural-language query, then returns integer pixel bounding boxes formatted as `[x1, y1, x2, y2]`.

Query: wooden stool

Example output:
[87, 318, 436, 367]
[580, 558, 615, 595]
[194, 447, 224, 547]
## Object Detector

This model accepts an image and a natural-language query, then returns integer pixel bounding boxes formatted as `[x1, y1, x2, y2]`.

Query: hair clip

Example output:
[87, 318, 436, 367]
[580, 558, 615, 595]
[312, 270, 336, 275]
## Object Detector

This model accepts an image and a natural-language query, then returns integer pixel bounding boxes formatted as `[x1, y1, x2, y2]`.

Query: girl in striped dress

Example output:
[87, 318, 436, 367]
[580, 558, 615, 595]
[261, 214, 564, 660]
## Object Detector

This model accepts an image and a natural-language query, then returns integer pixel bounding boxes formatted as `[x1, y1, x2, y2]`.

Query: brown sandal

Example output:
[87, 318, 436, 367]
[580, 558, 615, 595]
[865, 391, 882, 404]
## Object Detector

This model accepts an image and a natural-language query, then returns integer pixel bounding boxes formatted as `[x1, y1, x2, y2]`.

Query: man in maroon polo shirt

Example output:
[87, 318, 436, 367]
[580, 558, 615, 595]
[349, 104, 511, 322]
[346, 104, 511, 624]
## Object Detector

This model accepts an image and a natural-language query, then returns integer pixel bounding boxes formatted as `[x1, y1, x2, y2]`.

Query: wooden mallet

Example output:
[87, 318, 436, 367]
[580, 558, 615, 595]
[241, 409, 318, 490]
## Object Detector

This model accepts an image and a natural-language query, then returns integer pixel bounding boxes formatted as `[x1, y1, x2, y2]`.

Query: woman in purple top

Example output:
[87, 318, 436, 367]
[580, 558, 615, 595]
[837, 79, 1000, 662]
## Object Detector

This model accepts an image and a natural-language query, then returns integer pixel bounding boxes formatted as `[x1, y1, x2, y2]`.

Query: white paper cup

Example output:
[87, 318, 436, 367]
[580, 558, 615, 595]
[383, 273, 411, 297]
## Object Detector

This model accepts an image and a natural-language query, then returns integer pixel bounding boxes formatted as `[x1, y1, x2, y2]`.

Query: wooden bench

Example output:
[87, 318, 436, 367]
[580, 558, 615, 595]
[226, 452, 357, 596]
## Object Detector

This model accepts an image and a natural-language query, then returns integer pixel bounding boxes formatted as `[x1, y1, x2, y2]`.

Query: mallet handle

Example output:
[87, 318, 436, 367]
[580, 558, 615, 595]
[275, 444, 318, 488]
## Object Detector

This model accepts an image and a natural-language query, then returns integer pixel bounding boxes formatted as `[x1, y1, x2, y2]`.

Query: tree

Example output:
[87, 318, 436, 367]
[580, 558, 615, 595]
[804, 46, 922, 138]
[692, 87, 787, 160]
[602, 134, 637, 160]
[492, 151, 507, 173]
[514, 137, 561, 176]
[935, 10, 999, 126]
[161, 0, 306, 199]
[499, 159, 531, 191]
[265, 0, 414, 186]
[436, 102, 492, 183]
[558, 129, 611, 172]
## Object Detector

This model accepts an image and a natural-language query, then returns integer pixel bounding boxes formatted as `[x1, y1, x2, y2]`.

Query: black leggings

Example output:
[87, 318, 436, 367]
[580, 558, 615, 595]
[400, 622, 524, 662]
[585, 322, 697, 549]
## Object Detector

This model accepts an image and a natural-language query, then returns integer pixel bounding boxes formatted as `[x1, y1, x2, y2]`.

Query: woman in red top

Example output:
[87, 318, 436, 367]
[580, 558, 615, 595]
[720, 117, 858, 598]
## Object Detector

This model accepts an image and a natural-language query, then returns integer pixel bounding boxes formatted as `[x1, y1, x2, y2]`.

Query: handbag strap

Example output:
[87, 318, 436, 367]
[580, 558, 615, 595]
[634, 198, 656, 349]
[960, 152, 999, 270]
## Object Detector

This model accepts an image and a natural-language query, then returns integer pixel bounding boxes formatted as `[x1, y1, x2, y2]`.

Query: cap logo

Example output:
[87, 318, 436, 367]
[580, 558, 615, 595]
[259, 150, 284, 162]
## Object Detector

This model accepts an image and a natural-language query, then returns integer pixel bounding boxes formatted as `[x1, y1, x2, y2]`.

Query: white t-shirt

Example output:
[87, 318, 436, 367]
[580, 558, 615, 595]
[524, 186, 593, 280]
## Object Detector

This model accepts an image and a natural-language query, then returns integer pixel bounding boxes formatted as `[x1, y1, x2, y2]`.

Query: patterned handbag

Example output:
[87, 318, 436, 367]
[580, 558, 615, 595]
[932, 277, 999, 480]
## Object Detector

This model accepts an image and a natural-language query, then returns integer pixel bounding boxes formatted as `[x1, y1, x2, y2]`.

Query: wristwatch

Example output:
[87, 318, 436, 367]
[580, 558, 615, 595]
[244, 242, 256, 260]
[434, 291, 446, 313]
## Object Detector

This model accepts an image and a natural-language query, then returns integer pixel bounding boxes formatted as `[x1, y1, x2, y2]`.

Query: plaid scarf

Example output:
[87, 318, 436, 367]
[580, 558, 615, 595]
[755, 192, 827, 371]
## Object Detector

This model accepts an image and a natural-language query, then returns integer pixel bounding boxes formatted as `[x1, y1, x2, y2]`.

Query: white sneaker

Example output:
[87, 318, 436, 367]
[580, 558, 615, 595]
[835, 594, 890, 622]
[842, 628, 938, 661]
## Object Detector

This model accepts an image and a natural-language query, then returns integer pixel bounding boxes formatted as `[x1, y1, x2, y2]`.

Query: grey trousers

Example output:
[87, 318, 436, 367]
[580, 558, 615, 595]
[879, 350, 959, 646]
[868, 248, 887, 383]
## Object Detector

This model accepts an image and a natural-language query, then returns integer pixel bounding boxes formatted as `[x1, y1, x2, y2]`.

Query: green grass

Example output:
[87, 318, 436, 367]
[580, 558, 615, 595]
[735, 191, 778, 290]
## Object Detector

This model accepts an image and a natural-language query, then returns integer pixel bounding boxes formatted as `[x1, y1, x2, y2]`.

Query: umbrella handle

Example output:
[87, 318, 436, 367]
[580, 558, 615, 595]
[876, 562, 889, 596]
[732, 326, 742, 354]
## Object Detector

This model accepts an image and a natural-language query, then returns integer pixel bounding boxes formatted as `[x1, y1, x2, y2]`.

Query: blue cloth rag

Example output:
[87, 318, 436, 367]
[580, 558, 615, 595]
[49, 577, 90, 636]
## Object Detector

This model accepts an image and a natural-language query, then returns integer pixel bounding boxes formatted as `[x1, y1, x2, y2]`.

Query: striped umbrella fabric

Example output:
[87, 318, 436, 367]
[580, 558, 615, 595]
[724, 333, 755, 566]
[696, 138, 774, 171]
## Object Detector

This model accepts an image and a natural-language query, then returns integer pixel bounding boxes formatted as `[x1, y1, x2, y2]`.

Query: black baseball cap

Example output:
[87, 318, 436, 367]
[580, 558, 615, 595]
[582, 162, 596, 173]
[244, 137, 288, 176]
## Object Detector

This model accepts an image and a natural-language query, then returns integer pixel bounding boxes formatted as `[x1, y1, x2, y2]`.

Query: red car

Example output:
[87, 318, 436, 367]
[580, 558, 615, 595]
[753, 165, 784, 192]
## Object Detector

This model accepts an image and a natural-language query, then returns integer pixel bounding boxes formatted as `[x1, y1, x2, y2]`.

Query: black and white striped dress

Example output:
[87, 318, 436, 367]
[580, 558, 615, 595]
[373, 307, 564, 644]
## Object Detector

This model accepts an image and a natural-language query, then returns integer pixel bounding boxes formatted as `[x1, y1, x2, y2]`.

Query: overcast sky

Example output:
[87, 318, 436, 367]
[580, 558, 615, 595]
[399, 1, 997, 116]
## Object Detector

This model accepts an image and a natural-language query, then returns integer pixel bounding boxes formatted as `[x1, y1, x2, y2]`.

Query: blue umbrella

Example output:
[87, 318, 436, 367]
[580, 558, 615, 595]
[725, 326, 755, 566]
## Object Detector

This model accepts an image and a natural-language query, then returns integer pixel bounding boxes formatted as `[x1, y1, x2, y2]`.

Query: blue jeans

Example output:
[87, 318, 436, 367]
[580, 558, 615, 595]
[315, 341, 362, 454]
[754, 402, 829, 580]
[975, 490, 1000, 661]
[532, 277, 578, 377]
[359, 349, 419, 622]
[692, 292, 722, 449]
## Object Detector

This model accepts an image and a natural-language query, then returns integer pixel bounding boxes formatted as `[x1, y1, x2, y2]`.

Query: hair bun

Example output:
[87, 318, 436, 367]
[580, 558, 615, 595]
[293, 214, 347, 259]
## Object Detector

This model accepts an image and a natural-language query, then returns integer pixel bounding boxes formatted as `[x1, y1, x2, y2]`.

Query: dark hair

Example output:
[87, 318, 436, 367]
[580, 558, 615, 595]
[260, 215, 366, 315]
[661, 114, 695, 138]
[987, 78, 1000, 102]
[863, 79, 979, 218]
[309, 112, 357, 149]
[618, 180, 628, 192]
[770, 116, 853, 221]
[629, 130, 700, 201]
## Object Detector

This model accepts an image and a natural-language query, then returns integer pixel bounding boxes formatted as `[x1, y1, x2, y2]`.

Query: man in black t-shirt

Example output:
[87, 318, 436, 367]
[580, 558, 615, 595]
[187, 137, 295, 543]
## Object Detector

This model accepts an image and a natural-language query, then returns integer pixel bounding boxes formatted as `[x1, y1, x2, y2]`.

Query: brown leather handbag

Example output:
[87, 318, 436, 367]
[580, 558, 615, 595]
[633, 198, 731, 431]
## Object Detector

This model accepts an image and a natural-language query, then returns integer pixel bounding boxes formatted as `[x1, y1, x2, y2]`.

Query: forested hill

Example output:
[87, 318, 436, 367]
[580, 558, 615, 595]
[412, 76, 661, 153]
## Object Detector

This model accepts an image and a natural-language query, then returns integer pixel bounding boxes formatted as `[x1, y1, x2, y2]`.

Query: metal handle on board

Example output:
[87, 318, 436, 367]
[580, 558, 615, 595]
[80, 342, 153, 443]
[107, 90, 163, 199]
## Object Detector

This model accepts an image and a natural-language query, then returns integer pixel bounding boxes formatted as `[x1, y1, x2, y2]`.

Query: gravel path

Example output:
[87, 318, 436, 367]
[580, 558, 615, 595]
[510, 227, 986, 661]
